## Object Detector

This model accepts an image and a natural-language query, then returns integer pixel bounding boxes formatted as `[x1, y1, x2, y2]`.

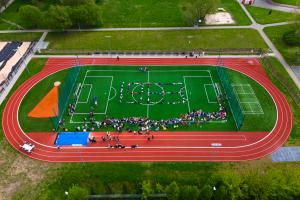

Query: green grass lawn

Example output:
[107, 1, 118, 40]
[0, 58, 295, 200]
[264, 24, 300, 65]
[0, 32, 41, 41]
[220, 0, 251, 25]
[246, 5, 294, 24]
[19, 65, 276, 133]
[272, 0, 300, 6]
[100, 0, 187, 27]
[0, 0, 55, 29]
[0, 59, 48, 145]
[260, 57, 300, 145]
[227, 70, 277, 132]
[0, 0, 250, 30]
[100, 0, 251, 27]
[44, 29, 267, 53]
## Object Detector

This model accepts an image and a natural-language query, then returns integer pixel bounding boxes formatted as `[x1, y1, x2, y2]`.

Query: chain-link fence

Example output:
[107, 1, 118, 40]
[261, 54, 300, 109]
[41, 48, 264, 56]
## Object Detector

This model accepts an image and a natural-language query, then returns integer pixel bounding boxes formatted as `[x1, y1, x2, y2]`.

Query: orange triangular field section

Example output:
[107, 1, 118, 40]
[28, 86, 59, 118]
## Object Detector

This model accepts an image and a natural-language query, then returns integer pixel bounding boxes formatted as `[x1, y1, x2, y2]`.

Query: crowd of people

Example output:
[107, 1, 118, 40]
[99, 106, 227, 133]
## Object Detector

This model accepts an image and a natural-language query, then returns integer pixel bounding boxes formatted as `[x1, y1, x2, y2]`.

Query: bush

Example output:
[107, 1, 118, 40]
[141, 180, 152, 200]
[282, 30, 300, 46]
[166, 181, 179, 200]
[179, 185, 200, 200]
[67, 185, 88, 200]
[19, 5, 43, 28]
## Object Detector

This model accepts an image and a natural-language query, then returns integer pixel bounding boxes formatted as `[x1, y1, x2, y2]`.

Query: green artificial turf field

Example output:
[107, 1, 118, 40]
[61, 66, 234, 131]
[19, 65, 277, 133]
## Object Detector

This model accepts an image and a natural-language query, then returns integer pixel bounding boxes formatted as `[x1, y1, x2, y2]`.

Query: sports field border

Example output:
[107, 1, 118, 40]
[2, 57, 292, 162]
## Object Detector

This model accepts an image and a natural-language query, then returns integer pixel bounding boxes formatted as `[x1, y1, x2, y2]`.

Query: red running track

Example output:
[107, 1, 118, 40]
[2, 57, 292, 162]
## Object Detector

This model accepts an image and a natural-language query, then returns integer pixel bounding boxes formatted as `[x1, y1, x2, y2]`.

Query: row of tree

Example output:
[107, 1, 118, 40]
[19, 0, 101, 30]
[65, 167, 300, 200]
[17, 0, 220, 29]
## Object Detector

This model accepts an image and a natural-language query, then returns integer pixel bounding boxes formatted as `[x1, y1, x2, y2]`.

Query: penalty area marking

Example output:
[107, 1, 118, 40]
[204, 84, 218, 104]
[70, 75, 114, 123]
[77, 84, 92, 103]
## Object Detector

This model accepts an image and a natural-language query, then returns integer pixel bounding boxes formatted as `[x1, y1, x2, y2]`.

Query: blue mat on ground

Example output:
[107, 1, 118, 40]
[272, 147, 300, 162]
[55, 132, 90, 146]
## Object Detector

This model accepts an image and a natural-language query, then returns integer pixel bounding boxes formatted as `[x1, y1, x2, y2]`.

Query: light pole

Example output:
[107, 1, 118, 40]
[105, 35, 112, 57]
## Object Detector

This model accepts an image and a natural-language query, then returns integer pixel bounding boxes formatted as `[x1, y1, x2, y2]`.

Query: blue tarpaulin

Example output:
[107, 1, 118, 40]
[55, 132, 90, 146]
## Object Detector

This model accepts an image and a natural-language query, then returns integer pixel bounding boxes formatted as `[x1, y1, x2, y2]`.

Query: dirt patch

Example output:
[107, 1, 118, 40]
[0, 153, 52, 200]
[205, 12, 235, 25]
[3, 182, 22, 199]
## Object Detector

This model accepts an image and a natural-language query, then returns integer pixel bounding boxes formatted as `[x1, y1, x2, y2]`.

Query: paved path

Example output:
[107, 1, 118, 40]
[272, 147, 300, 162]
[239, 1, 300, 89]
[0, 26, 252, 34]
[253, 0, 300, 13]
[0, 0, 298, 91]
[0, 0, 14, 13]
[292, 66, 300, 79]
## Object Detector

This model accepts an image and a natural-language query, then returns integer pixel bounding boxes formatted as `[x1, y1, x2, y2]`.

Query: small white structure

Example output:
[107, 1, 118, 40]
[205, 12, 235, 25]
[20, 142, 35, 153]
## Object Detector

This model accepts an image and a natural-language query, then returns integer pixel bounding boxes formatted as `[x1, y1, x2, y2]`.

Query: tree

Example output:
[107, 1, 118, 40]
[47, 5, 73, 30]
[155, 183, 164, 193]
[83, 3, 101, 27]
[67, 185, 88, 200]
[183, 0, 220, 25]
[19, 5, 42, 28]
[141, 180, 152, 200]
[165, 181, 179, 200]
[69, 4, 101, 28]
[282, 14, 300, 46]
[179, 185, 200, 200]
[60, 0, 95, 6]
[198, 185, 213, 200]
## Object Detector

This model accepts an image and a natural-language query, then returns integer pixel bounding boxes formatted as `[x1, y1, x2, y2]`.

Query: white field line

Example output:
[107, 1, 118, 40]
[71, 76, 114, 117]
[104, 76, 114, 114]
[70, 70, 88, 122]
[108, 87, 117, 101]
[147, 71, 150, 117]
[181, 76, 211, 78]
[85, 76, 115, 78]
[232, 84, 264, 115]
[77, 84, 92, 103]
[204, 84, 217, 104]
[86, 69, 211, 73]
[183, 77, 191, 112]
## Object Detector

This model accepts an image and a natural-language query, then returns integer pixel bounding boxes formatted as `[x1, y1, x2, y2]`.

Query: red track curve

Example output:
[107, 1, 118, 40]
[2, 58, 292, 162]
